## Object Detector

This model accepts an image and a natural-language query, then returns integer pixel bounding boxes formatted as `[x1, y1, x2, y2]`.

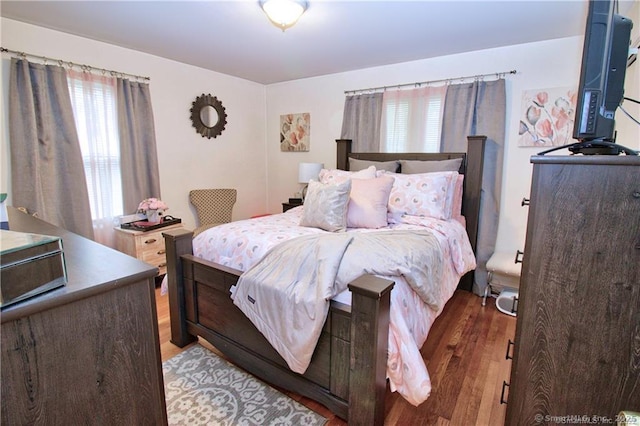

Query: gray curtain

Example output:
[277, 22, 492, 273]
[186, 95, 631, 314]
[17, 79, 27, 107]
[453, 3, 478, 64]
[9, 59, 94, 239]
[340, 93, 383, 152]
[117, 78, 161, 213]
[440, 79, 506, 295]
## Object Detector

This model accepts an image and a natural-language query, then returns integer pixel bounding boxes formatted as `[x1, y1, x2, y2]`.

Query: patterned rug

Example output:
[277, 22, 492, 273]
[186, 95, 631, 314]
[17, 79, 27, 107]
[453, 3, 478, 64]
[163, 344, 327, 425]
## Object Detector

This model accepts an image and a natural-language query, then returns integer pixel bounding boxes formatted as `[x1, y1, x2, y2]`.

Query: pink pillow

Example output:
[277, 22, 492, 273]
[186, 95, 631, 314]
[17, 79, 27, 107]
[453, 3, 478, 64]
[347, 176, 395, 229]
[387, 171, 458, 221]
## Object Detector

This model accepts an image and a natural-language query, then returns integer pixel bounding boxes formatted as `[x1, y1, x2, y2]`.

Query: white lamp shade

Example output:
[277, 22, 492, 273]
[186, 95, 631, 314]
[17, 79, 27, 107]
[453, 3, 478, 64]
[298, 162, 324, 183]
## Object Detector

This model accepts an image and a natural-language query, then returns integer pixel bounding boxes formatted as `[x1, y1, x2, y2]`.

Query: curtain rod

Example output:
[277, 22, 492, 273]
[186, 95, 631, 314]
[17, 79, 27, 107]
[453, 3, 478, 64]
[344, 69, 517, 95]
[0, 47, 150, 82]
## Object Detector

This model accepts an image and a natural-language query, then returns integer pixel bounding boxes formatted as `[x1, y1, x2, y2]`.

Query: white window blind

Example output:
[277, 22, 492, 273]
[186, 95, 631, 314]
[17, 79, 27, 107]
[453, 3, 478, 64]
[380, 85, 446, 153]
[67, 71, 123, 221]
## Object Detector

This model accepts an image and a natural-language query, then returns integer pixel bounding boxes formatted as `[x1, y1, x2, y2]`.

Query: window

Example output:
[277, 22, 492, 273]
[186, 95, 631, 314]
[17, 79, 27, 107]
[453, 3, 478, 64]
[67, 71, 123, 221]
[380, 86, 446, 153]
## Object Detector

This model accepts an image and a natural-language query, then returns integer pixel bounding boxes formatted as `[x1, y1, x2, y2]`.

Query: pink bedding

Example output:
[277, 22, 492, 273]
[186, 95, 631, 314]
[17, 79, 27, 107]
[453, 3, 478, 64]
[188, 206, 476, 406]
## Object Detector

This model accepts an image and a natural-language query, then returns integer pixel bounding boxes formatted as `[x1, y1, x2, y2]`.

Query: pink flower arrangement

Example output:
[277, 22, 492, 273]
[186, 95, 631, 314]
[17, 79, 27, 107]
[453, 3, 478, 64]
[137, 197, 168, 213]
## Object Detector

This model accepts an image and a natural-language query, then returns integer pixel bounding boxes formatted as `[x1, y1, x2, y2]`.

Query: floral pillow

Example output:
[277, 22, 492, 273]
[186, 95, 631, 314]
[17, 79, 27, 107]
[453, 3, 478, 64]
[347, 176, 395, 229]
[300, 179, 352, 232]
[387, 171, 458, 222]
[452, 174, 465, 225]
[318, 166, 376, 185]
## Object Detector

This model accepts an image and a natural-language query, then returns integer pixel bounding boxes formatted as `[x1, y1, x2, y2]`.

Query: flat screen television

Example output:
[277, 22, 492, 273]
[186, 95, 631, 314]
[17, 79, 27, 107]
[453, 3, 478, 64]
[570, 0, 633, 155]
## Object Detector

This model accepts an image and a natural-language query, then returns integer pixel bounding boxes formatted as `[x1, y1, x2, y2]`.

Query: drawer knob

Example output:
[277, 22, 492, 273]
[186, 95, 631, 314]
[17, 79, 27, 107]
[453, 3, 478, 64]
[514, 250, 524, 264]
[500, 381, 510, 404]
[157, 249, 166, 255]
[521, 197, 530, 206]
[144, 238, 157, 244]
[158, 263, 166, 268]
[506, 339, 514, 360]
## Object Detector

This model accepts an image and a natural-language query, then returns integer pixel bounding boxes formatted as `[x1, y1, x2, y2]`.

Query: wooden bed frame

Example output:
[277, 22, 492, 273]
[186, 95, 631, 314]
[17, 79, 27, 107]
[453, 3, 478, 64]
[163, 135, 487, 425]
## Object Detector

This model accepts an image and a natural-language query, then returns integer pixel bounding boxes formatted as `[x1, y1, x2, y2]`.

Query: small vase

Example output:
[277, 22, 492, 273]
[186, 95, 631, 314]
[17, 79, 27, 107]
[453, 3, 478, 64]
[146, 209, 162, 223]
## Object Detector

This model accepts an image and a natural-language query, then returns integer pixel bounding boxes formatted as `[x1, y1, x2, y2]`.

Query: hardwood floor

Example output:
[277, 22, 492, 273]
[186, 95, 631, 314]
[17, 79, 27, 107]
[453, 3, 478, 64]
[155, 286, 516, 425]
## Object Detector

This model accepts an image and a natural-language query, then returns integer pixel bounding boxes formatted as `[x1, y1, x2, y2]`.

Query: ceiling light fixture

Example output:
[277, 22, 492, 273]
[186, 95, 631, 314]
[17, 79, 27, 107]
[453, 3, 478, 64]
[260, 0, 308, 32]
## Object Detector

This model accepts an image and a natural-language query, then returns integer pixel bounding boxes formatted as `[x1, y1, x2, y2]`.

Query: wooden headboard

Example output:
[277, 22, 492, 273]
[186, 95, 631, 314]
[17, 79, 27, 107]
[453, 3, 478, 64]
[336, 136, 487, 290]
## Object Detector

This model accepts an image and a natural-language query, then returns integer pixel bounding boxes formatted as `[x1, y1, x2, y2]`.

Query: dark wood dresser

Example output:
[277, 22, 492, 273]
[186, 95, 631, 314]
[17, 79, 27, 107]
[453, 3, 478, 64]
[1, 208, 168, 425]
[505, 155, 640, 424]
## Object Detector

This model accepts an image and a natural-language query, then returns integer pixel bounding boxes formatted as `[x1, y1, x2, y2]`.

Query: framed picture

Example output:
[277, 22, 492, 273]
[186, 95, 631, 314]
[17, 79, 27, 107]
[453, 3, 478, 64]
[518, 87, 577, 147]
[280, 113, 310, 152]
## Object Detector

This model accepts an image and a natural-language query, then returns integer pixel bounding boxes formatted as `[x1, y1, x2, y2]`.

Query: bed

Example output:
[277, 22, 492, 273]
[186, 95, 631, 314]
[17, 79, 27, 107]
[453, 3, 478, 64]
[163, 136, 487, 425]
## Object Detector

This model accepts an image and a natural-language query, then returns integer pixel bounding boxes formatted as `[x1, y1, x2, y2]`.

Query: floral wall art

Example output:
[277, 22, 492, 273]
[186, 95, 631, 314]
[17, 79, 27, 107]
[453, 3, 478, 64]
[518, 87, 577, 147]
[280, 113, 310, 152]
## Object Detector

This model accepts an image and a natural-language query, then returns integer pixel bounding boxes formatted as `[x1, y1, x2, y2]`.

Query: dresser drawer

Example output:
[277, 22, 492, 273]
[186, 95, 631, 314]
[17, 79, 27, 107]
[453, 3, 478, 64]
[115, 224, 182, 276]
[135, 232, 165, 263]
[140, 248, 168, 275]
[135, 232, 165, 254]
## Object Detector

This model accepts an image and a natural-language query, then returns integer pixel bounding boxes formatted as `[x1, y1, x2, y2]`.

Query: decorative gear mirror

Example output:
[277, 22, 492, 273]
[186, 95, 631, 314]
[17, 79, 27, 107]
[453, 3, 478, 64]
[190, 94, 227, 139]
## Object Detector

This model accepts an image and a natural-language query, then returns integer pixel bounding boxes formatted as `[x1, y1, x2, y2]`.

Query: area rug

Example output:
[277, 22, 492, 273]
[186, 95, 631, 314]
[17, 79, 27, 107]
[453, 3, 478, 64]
[163, 344, 327, 425]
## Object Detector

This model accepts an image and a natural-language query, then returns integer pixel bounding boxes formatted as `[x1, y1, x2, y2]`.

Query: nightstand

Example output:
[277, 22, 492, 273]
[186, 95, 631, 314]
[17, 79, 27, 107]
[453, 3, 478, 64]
[114, 223, 183, 276]
[282, 200, 303, 212]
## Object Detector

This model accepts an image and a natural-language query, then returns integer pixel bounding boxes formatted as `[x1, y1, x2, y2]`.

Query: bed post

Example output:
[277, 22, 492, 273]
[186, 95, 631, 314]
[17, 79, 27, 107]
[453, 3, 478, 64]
[336, 139, 353, 171]
[459, 135, 487, 291]
[462, 135, 486, 256]
[347, 275, 394, 426]
[163, 228, 197, 347]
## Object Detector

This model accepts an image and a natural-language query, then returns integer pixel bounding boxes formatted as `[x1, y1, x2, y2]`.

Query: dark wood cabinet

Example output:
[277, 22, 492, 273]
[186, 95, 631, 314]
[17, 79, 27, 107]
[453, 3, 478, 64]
[1, 208, 168, 425]
[282, 200, 303, 212]
[505, 155, 640, 425]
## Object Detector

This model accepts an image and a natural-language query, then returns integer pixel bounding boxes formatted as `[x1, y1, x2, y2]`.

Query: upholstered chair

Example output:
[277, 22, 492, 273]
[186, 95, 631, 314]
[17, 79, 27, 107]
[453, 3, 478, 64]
[189, 189, 237, 236]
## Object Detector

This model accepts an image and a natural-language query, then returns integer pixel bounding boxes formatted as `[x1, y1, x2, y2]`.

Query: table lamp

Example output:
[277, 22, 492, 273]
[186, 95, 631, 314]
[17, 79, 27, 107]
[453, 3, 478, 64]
[298, 162, 324, 200]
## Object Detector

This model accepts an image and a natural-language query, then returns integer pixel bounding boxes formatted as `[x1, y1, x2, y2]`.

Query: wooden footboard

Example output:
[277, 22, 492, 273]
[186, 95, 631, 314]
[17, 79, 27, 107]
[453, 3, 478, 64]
[163, 228, 394, 425]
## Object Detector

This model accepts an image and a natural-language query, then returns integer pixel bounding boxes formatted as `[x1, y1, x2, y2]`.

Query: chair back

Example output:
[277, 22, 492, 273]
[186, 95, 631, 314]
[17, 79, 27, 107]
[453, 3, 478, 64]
[189, 189, 237, 235]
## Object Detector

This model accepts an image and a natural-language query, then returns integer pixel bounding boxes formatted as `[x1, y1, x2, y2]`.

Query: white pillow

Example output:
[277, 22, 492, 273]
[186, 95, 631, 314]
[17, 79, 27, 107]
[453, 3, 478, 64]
[347, 176, 395, 229]
[349, 158, 399, 173]
[387, 171, 458, 221]
[300, 179, 352, 232]
[318, 166, 376, 185]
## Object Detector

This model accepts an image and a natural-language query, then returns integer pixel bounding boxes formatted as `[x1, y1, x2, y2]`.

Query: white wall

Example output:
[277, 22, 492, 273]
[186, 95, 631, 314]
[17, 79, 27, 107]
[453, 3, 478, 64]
[1, 18, 267, 231]
[2, 14, 639, 255]
[266, 35, 640, 255]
